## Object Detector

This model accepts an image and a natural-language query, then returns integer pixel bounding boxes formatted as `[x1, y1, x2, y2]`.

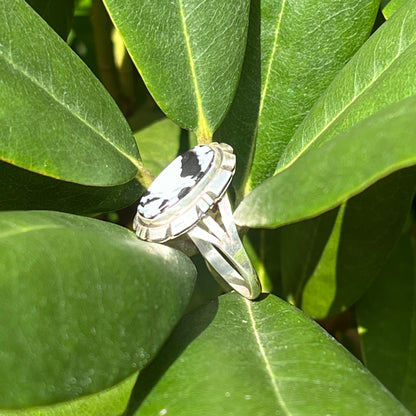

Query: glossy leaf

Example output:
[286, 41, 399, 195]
[128, 293, 410, 416]
[217, 0, 378, 196]
[213, 0, 260, 197]
[246, 0, 378, 191]
[0, 160, 142, 214]
[104, 0, 250, 140]
[300, 169, 416, 318]
[25, 0, 75, 39]
[0, 211, 196, 409]
[357, 235, 416, 413]
[277, 0, 416, 173]
[0, 0, 141, 186]
[382, 0, 407, 19]
[235, 95, 416, 228]
[0, 373, 137, 416]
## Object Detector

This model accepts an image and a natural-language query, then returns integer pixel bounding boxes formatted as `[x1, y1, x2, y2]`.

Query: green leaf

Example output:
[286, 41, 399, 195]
[277, 0, 416, 173]
[217, 0, 378, 196]
[213, 0, 260, 197]
[103, 0, 250, 140]
[25, 0, 75, 39]
[382, 0, 407, 19]
[127, 293, 410, 416]
[234, 95, 416, 228]
[0, 211, 196, 409]
[357, 234, 416, 413]
[0, 160, 142, 214]
[239, 0, 379, 191]
[0, 0, 141, 186]
[300, 169, 416, 318]
[0, 373, 137, 416]
[301, 206, 348, 318]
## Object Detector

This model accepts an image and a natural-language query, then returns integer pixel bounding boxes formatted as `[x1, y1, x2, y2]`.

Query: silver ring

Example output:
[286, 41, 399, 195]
[133, 142, 261, 300]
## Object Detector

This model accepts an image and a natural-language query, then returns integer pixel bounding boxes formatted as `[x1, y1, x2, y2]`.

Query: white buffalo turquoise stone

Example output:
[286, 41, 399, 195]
[138, 145, 215, 219]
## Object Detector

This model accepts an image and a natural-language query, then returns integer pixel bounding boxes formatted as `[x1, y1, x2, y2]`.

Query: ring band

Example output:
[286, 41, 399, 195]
[133, 142, 261, 299]
[187, 195, 260, 299]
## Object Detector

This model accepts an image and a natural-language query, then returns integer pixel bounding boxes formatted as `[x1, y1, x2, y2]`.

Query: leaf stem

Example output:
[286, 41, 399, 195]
[196, 126, 212, 145]
[135, 162, 154, 188]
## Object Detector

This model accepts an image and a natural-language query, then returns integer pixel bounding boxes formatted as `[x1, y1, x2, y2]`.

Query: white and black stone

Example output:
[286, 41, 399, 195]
[137, 145, 215, 219]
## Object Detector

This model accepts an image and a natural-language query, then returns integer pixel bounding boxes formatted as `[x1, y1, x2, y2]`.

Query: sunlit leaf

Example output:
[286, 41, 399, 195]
[254, 0, 378, 191]
[382, 0, 407, 19]
[104, 0, 250, 140]
[127, 293, 410, 416]
[0, 0, 141, 186]
[216, 0, 378, 195]
[235, 96, 416, 228]
[277, 0, 416, 173]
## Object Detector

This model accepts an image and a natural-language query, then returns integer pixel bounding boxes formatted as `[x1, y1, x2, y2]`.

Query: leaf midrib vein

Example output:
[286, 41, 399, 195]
[245, 299, 292, 416]
[245, 0, 287, 194]
[177, 0, 210, 139]
[0, 51, 140, 169]
[258, 0, 287, 118]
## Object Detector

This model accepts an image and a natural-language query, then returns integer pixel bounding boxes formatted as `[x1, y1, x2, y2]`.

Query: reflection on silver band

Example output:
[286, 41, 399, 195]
[188, 195, 260, 299]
